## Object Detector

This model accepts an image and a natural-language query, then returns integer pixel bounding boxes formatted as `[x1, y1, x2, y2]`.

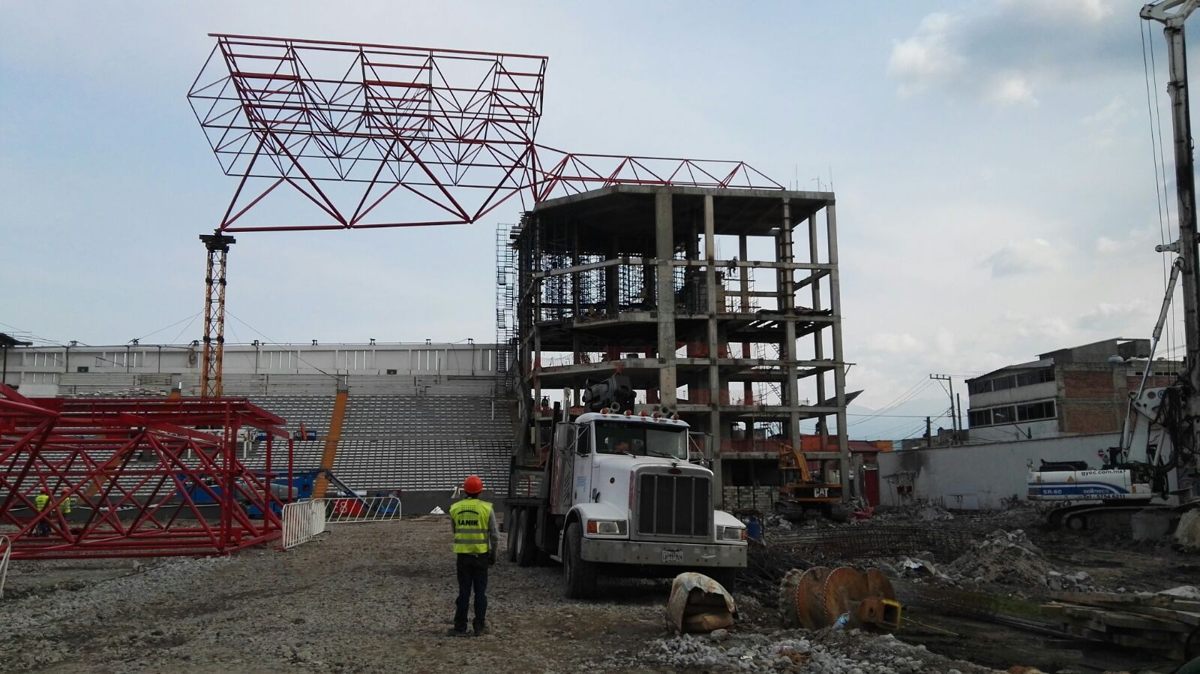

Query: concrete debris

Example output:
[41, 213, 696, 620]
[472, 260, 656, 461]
[895, 557, 949, 581]
[1044, 571, 1092, 592]
[943, 529, 1047, 586]
[942, 530, 1094, 592]
[1174, 509, 1200, 550]
[917, 505, 955, 522]
[1157, 585, 1200, 600]
[595, 629, 995, 673]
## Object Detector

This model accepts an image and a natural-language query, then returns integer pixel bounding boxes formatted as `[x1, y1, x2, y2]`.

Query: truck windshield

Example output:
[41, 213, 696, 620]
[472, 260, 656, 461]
[595, 421, 687, 460]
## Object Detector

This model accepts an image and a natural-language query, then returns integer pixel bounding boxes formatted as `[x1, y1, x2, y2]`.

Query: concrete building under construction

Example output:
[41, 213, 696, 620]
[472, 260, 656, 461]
[502, 185, 850, 507]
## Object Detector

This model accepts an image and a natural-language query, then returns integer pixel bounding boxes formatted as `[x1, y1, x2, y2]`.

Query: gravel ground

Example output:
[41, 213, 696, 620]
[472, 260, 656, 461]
[0, 516, 1011, 673]
[588, 630, 997, 673]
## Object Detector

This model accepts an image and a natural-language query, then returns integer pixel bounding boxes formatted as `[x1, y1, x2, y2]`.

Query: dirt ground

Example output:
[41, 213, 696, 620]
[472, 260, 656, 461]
[1, 517, 671, 673]
[0, 509, 1192, 673]
[0, 516, 994, 674]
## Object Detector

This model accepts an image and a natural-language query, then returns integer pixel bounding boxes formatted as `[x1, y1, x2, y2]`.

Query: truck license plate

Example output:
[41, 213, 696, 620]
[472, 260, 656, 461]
[661, 548, 683, 563]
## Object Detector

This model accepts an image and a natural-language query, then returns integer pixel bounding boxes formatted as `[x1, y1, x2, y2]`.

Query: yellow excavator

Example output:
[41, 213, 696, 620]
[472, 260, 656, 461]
[777, 444, 846, 521]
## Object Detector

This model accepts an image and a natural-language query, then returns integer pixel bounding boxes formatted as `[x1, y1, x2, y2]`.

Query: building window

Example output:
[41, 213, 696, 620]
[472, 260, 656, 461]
[991, 406, 1015, 424]
[968, 409, 991, 427]
[969, 400, 1055, 427]
[1017, 400, 1056, 422]
[969, 368, 1053, 395]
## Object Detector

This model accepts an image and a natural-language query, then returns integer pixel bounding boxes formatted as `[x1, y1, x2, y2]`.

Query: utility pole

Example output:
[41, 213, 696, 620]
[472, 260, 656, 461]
[956, 393, 964, 439]
[925, 416, 932, 448]
[929, 374, 958, 442]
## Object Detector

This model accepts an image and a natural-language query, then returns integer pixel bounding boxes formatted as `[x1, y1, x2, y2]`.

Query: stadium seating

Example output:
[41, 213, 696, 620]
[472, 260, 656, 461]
[250, 393, 515, 496]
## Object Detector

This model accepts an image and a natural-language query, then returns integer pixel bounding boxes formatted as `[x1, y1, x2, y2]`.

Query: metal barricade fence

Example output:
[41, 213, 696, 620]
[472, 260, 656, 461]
[0, 535, 11, 599]
[323, 496, 403, 524]
[281, 499, 327, 550]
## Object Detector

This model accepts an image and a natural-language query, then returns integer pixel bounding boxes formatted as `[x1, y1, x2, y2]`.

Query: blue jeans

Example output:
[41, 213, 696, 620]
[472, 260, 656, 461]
[454, 554, 489, 632]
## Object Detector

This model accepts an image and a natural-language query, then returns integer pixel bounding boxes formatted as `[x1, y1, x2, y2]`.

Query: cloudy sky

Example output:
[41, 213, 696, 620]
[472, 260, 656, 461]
[0, 1, 1188, 439]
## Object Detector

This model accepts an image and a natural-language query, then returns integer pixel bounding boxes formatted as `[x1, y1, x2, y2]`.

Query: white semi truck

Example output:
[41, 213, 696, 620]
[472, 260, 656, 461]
[506, 379, 747, 598]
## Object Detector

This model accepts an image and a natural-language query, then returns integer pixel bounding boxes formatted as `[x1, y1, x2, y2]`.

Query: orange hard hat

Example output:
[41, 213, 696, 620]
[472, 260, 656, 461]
[463, 475, 484, 495]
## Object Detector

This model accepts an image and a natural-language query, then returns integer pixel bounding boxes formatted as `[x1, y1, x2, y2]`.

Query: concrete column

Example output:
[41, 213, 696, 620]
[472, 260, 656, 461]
[704, 194, 723, 505]
[655, 190, 677, 407]
[781, 200, 801, 447]
[739, 235, 753, 404]
[606, 239, 620, 315]
[738, 235, 750, 311]
[571, 226, 581, 320]
[826, 203, 852, 500]
[808, 215, 828, 449]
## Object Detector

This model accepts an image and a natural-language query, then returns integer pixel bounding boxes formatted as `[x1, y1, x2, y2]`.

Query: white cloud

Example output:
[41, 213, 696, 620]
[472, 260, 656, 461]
[987, 72, 1038, 107]
[1096, 236, 1121, 254]
[999, 0, 1114, 24]
[887, 13, 964, 96]
[1083, 96, 1129, 147]
[887, 1, 1125, 105]
[865, 333, 922, 354]
[1076, 300, 1154, 332]
[985, 238, 1061, 277]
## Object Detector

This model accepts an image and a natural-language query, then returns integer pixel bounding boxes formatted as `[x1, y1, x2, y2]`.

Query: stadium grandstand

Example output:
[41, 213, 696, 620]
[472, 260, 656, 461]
[2, 340, 515, 513]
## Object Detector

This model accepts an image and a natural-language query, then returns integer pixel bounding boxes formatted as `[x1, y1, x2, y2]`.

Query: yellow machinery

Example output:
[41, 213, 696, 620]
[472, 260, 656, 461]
[778, 444, 843, 515]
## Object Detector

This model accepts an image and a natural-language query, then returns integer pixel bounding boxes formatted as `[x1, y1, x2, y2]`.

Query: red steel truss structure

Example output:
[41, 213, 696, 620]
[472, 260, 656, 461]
[187, 33, 784, 232]
[0, 385, 293, 559]
[531, 145, 783, 202]
[188, 33, 548, 231]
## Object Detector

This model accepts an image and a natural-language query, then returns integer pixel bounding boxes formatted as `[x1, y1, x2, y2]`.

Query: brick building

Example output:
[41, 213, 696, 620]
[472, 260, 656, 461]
[965, 338, 1181, 443]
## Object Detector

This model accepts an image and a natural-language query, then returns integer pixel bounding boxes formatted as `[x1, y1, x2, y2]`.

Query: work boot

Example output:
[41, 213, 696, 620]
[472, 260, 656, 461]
[472, 624, 488, 637]
[446, 627, 469, 638]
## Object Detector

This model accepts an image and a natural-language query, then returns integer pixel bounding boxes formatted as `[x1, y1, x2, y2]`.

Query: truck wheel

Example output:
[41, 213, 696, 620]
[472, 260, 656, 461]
[563, 521, 597, 599]
[514, 508, 537, 567]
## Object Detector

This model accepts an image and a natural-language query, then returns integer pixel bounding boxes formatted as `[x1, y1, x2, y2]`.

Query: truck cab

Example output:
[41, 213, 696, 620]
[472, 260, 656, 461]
[508, 408, 747, 598]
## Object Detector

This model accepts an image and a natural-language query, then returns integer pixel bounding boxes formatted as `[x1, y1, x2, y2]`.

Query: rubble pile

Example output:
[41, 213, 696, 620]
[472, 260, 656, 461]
[915, 504, 955, 522]
[943, 529, 1050, 586]
[942, 529, 1093, 592]
[593, 629, 993, 673]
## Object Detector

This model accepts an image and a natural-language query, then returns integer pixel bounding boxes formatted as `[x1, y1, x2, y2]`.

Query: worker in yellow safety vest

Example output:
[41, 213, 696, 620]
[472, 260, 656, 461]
[33, 489, 51, 537]
[448, 474, 498, 637]
[58, 489, 74, 518]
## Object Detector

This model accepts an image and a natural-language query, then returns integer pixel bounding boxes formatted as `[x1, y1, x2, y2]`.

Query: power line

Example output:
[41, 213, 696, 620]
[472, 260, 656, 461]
[225, 310, 338, 380]
[133, 312, 203, 343]
[852, 379, 935, 424]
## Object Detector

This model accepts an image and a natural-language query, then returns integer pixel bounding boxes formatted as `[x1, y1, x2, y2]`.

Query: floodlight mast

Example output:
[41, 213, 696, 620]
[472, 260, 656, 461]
[1144, 0, 1200, 414]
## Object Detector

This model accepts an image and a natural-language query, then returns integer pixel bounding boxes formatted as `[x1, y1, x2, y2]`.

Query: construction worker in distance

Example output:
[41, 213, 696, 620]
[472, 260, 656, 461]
[33, 488, 51, 537]
[58, 488, 74, 528]
[448, 474, 498, 637]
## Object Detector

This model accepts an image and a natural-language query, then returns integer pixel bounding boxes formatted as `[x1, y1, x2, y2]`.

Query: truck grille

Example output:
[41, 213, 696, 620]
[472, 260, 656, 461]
[636, 473, 710, 538]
